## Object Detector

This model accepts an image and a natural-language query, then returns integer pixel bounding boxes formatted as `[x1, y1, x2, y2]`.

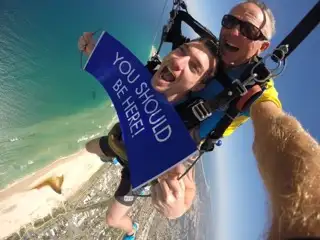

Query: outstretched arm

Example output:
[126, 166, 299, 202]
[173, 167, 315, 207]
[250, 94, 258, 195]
[250, 101, 320, 239]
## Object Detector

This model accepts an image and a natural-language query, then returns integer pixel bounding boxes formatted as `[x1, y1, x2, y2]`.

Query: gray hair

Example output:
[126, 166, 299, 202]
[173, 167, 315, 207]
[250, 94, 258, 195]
[243, 0, 276, 40]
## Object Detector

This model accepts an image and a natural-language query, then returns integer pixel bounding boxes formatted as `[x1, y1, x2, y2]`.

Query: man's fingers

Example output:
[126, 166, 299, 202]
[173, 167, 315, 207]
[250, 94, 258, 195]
[78, 36, 86, 50]
[83, 32, 93, 40]
[174, 164, 186, 175]
[151, 185, 164, 209]
[83, 32, 95, 46]
[154, 183, 166, 203]
[78, 32, 95, 49]
[168, 164, 185, 176]
[159, 163, 186, 180]
[179, 178, 186, 192]
[166, 177, 182, 199]
[157, 174, 168, 181]
[151, 185, 157, 203]
[158, 179, 173, 203]
[151, 188, 161, 211]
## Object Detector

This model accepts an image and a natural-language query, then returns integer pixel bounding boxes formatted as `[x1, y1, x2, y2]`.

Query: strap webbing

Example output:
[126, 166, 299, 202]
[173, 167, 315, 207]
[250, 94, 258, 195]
[272, 1, 320, 61]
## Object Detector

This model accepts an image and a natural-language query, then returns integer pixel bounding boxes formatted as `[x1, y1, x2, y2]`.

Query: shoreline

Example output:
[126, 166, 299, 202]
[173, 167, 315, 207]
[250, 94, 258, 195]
[0, 148, 105, 239]
[0, 150, 84, 197]
[0, 99, 117, 191]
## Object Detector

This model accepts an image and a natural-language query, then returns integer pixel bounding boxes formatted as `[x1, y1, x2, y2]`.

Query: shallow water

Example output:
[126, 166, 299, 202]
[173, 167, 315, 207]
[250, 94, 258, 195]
[0, 0, 167, 189]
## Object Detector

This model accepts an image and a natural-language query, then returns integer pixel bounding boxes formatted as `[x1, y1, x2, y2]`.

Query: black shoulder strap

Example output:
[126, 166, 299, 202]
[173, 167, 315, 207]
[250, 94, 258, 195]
[159, 9, 218, 53]
[272, 1, 320, 61]
[164, 10, 218, 50]
[147, 7, 219, 76]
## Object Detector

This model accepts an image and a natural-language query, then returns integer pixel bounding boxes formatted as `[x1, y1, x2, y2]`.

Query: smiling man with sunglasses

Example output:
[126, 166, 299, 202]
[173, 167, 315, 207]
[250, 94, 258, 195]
[216, 2, 320, 238]
[219, 6, 271, 66]
[185, 0, 281, 144]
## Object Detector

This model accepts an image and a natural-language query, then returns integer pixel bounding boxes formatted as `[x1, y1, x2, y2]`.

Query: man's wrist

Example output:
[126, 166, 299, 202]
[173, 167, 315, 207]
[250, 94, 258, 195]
[167, 206, 187, 219]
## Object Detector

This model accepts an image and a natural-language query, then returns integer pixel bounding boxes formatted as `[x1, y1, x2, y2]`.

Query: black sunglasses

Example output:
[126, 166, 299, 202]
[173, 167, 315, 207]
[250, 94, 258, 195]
[221, 14, 268, 41]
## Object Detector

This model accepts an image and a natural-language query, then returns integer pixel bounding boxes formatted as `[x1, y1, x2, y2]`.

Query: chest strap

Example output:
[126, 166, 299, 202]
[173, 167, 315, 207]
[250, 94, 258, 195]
[175, 58, 271, 131]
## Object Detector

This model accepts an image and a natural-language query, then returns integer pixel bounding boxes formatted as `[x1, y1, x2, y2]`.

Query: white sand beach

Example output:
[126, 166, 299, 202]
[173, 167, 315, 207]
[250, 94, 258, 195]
[0, 149, 104, 239]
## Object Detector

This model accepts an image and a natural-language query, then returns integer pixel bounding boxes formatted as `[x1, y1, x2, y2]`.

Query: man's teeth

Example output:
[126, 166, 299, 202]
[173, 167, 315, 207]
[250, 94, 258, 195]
[224, 41, 239, 52]
[226, 41, 237, 48]
[160, 66, 175, 82]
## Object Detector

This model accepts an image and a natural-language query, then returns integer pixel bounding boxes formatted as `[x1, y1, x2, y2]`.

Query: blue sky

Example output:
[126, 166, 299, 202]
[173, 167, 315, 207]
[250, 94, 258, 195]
[177, 0, 319, 239]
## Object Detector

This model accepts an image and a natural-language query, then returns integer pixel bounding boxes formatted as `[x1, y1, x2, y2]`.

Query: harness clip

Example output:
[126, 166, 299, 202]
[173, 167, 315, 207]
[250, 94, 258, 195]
[191, 99, 212, 122]
[232, 79, 248, 96]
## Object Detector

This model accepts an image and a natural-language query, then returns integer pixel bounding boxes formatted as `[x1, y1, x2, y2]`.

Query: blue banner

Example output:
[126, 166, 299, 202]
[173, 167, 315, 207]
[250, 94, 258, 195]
[84, 31, 197, 190]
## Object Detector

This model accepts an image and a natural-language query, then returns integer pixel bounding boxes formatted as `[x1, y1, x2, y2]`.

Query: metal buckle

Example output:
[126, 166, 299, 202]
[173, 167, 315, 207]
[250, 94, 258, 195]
[232, 79, 248, 96]
[252, 45, 288, 83]
[191, 100, 212, 122]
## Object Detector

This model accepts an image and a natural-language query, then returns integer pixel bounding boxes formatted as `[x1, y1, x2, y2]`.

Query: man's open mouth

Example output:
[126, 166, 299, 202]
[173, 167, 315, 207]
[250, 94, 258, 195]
[223, 40, 240, 52]
[160, 66, 175, 82]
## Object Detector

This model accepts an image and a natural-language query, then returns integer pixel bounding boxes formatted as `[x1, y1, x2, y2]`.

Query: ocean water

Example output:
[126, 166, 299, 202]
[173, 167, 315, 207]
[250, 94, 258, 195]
[0, 0, 171, 189]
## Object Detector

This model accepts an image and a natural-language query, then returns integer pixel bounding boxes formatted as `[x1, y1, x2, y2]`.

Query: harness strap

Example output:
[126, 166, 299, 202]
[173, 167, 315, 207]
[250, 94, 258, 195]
[200, 102, 240, 151]
[148, 8, 220, 83]
[165, 10, 218, 50]
[175, 58, 270, 129]
[272, 1, 320, 61]
[236, 84, 263, 111]
[158, 9, 218, 54]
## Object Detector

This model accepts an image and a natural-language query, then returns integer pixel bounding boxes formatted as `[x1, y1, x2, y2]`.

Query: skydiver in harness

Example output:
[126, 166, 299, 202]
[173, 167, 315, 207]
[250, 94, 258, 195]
[79, 12, 220, 239]
[81, 0, 281, 224]
[80, 0, 320, 238]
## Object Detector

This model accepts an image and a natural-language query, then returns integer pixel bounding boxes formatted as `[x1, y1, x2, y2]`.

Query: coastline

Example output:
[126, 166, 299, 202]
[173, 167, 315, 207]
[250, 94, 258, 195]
[0, 152, 211, 240]
[0, 149, 104, 239]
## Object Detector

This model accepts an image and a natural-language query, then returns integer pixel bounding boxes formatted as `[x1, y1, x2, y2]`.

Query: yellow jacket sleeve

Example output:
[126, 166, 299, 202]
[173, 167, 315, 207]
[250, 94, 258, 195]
[251, 79, 282, 110]
[222, 79, 282, 137]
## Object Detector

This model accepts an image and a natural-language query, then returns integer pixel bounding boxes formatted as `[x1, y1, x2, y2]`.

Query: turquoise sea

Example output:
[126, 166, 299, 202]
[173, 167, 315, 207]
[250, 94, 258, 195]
[0, 0, 172, 189]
